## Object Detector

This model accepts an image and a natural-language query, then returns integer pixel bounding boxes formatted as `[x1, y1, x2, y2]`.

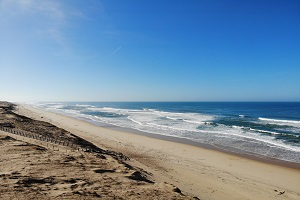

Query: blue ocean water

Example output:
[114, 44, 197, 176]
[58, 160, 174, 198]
[33, 102, 300, 163]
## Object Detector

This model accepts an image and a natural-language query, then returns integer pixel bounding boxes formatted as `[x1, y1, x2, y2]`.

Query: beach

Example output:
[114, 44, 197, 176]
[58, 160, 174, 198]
[17, 104, 300, 199]
[1, 102, 300, 199]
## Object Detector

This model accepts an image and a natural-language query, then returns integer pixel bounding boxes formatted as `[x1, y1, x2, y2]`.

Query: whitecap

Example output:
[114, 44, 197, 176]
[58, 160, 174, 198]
[259, 117, 300, 124]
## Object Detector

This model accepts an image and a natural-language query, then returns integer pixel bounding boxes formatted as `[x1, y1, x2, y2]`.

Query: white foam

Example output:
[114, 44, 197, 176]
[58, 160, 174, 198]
[127, 116, 143, 126]
[146, 122, 210, 133]
[258, 118, 300, 130]
[44, 104, 65, 110]
[81, 106, 300, 153]
[143, 108, 157, 112]
[217, 126, 300, 152]
[232, 125, 243, 129]
[183, 120, 207, 124]
[249, 128, 280, 135]
[75, 104, 94, 107]
[259, 117, 300, 124]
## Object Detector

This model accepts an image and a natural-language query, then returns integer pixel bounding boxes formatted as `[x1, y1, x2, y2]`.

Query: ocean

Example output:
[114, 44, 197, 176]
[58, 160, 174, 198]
[32, 102, 300, 163]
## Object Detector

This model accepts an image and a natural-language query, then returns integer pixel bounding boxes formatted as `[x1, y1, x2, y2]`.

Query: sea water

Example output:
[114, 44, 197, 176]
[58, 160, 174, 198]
[32, 102, 300, 163]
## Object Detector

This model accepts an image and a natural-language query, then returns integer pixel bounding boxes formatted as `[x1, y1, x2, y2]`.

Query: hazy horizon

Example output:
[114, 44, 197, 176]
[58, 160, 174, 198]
[1, 0, 299, 102]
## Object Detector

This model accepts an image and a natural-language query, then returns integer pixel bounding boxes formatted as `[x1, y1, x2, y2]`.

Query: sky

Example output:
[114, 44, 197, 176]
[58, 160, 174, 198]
[0, 0, 299, 102]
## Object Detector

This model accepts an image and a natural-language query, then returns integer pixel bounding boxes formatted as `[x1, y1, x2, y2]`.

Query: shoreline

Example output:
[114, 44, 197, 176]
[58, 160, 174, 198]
[115, 127, 300, 169]
[18, 104, 300, 200]
[116, 127, 300, 170]
[42, 108, 300, 170]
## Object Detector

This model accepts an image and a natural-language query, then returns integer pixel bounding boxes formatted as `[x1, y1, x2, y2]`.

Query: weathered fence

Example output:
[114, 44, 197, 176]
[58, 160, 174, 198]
[0, 126, 91, 152]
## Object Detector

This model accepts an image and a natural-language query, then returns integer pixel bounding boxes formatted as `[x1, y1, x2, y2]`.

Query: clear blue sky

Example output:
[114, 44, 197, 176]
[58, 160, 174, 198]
[0, 0, 299, 102]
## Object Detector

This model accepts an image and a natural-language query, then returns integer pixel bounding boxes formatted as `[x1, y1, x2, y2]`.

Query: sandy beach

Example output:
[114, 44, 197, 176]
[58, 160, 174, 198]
[1, 102, 300, 199]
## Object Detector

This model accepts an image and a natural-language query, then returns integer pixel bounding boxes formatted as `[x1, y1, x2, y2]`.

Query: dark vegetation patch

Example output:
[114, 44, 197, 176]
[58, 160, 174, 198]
[16, 176, 56, 187]
[94, 169, 115, 173]
[127, 171, 154, 183]
[0, 136, 15, 141]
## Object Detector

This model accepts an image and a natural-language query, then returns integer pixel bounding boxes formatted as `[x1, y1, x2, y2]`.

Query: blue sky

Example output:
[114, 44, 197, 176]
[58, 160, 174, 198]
[0, 0, 299, 102]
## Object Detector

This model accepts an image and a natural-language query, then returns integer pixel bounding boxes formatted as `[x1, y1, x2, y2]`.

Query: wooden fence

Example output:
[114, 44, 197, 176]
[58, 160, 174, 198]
[0, 126, 91, 152]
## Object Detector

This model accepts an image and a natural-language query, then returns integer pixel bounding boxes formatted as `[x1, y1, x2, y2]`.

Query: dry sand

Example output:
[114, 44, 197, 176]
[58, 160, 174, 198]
[0, 132, 194, 200]
[2, 102, 300, 199]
